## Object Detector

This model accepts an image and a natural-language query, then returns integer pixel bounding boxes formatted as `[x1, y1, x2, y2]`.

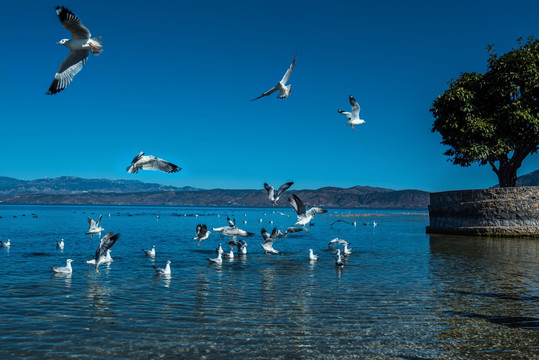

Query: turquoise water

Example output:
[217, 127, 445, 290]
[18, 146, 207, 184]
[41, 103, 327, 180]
[0, 205, 537, 359]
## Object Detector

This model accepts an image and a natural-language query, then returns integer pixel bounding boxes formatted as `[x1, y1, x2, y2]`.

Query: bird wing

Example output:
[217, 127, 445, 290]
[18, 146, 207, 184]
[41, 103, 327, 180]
[307, 207, 328, 216]
[250, 85, 278, 101]
[276, 182, 294, 197]
[97, 214, 102, 225]
[141, 157, 181, 173]
[261, 227, 271, 241]
[195, 224, 202, 236]
[227, 216, 235, 227]
[264, 183, 275, 200]
[349, 95, 360, 118]
[56, 6, 91, 39]
[131, 151, 144, 164]
[94, 231, 120, 260]
[289, 194, 306, 216]
[338, 110, 353, 120]
[285, 227, 303, 234]
[87, 216, 95, 227]
[280, 55, 297, 84]
[46, 49, 88, 95]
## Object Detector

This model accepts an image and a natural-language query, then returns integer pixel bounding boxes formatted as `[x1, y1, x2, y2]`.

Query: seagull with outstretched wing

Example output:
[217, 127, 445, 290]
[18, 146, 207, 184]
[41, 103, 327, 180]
[288, 194, 327, 232]
[46, 6, 103, 95]
[264, 182, 294, 206]
[126, 152, 181, 174]
[93, 231, 120, 273]
[338, 95, 366, 130]
[251, 55, 297, 100]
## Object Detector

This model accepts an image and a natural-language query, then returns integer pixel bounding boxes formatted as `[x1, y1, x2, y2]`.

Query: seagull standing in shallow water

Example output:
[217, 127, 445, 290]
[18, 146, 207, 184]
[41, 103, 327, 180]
[251, 55, 297, 100]
[46, 6, 103, 95]
[338, 95, 366, 130]
[52, 259, 74, 274]
[264, 182, 294, 206]
[288, 194, 328, 232]
[126, 152, 181, 174]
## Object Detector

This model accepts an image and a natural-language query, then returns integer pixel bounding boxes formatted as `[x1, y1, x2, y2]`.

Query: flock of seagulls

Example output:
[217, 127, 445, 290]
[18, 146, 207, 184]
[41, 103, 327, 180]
[34, 5, 370, 277]
[46, 6, 367, 131]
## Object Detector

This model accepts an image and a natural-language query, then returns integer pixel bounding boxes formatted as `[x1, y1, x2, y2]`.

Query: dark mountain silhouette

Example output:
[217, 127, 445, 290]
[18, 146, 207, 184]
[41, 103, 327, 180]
[0, 176, 429, 209]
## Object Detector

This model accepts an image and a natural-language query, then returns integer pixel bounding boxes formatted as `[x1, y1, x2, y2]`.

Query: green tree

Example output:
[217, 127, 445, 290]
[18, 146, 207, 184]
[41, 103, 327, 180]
[431, 37, 539, 187]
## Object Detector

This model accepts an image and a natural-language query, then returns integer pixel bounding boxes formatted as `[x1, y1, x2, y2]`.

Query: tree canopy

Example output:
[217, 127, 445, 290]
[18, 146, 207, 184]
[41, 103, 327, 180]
[431, 37, 539, 187]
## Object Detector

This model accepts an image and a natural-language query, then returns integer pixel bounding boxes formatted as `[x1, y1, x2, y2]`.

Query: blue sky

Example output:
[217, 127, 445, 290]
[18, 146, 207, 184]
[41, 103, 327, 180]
[1, 0, 538, 192]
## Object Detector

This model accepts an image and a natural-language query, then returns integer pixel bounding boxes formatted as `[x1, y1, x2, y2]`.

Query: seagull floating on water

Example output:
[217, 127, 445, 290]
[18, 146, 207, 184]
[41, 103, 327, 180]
[343, 244, 352, 256]
[193, 224, 211, 247]
[1, 239, 11, 248]
[143, 245, 156, 257]
[153, 260, 171, 276]
[216, 243, 224, 255]
[93, 231, 120, 273]
[56, 239, 65, 250]
[338, 95, 366, 130]
[207, 252, 223, 265]
[251, 55, 297, 101]
[86, 215, 104, 239]
[264, 182, 294, 206]
[288, 194, 327, 232]
[46, 6, 103, 95]
[308, 249, 318, 261]
[126, 152, 181, 174]
[52, 259, 74, 274]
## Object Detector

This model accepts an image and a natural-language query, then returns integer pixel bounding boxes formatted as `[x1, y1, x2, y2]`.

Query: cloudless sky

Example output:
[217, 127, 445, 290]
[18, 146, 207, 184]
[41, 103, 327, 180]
[1, 0, 538, 192]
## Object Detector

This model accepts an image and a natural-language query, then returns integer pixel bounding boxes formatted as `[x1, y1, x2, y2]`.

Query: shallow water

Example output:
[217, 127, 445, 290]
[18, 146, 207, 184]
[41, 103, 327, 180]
[0, 205, 537, 359]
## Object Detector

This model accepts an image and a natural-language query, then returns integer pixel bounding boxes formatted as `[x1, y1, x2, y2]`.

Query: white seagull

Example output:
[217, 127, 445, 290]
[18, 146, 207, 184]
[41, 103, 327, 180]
[1, 239, 11, 248]
[153, 260, 171, 276]
[56, 239, 65, 250]
[343, 244, 352, 256]
[335, 249, 345, 267]
[216, 243, 224, 256]
[287, 194, 328, 232]
[260, 227, 279, 254]
[308, 249, 318, 261]
[264, 182, 294, 206]
[52, 259, 74, 274]
[193, 224, 211, 247]
[207, 252, 223, 265]
[93, 231, 120, 273]
[142, 245, 156, 257]
[86, 215, 104, 239]
[338, 95, 366, 130]
[251, 55, 297, 101]
[126, 152, 181, 174]
[328, 238, 349, 247]
[46, 6, 103, 95]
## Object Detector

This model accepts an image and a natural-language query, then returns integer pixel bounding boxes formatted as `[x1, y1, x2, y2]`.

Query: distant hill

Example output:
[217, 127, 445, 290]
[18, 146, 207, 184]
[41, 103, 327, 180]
[0, 176, 429, 209]
[0, 176, 199, 195]
[516, 169, 539, 186]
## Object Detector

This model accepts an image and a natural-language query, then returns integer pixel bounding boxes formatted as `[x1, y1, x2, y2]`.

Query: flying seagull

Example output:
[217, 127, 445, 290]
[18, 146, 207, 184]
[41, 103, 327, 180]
[46, 6, 103, 95]
[287, 194, 327, 232]
[126, 152, 181, 174]
[153, 261, 171, 276]
[193, 224, 211, 247]
[338, 95, 366, 130]
[51, 259, 74, 274]
[93, 231, 120, 273]
[85, 249, 113, 265]
[251, 55, 297, 101]
[264, 182, 294, 206]
[86, 215, 104, 239]
[260, 227, 279, 254]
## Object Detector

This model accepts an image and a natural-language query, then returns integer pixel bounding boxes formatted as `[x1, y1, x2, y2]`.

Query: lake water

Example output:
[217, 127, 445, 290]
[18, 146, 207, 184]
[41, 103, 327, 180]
[0, 205, 537, 359]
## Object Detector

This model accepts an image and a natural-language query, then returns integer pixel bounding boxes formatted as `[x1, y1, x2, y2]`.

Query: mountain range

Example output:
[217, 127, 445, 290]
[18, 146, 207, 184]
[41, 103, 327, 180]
[0, 176, 429, 209]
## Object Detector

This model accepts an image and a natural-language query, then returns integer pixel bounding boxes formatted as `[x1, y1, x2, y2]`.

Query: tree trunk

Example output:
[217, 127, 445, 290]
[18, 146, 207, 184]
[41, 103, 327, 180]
[497, 165, 518, 187]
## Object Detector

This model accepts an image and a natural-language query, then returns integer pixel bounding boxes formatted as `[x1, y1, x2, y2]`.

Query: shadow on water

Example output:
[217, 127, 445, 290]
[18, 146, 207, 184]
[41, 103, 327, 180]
[450, 311, 539, 330]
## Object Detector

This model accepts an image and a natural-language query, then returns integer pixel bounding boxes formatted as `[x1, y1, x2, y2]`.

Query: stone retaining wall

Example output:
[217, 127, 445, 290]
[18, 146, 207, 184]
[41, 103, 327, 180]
[426, 186, 539, 236]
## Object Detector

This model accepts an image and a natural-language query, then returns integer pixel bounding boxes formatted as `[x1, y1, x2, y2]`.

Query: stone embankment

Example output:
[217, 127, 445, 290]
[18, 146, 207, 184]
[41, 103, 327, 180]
[427, 187, 539, 237]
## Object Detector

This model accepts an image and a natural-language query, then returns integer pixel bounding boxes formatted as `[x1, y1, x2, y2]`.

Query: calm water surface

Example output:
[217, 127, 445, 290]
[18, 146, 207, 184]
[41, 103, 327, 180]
[0, 205, 537, 359]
